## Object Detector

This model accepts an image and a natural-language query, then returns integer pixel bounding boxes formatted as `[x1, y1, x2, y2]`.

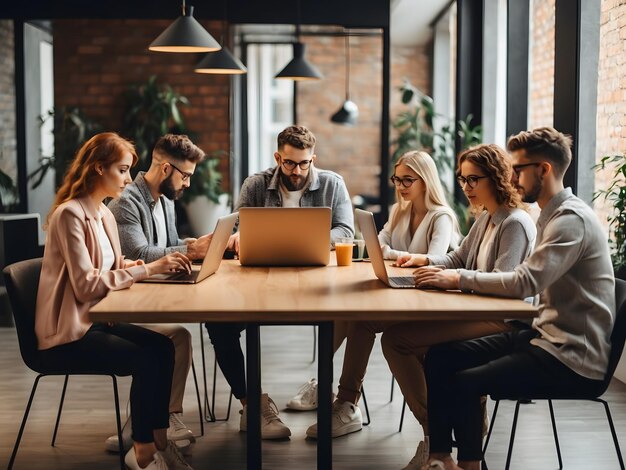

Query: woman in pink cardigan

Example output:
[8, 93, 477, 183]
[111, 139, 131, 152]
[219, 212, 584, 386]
[35, 132, 193, 470]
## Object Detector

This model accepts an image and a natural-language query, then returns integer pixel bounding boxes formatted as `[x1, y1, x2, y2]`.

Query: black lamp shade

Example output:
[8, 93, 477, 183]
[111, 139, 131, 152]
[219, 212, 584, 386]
[195, 47, 247, 74]
[149, 6, 221, 53]
[331, 100, 359, 126]
[275, 43, 323, 81]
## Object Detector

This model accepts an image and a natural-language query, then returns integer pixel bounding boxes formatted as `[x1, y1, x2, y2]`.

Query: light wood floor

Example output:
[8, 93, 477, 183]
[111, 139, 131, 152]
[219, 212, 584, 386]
[1, 324, 625, 469]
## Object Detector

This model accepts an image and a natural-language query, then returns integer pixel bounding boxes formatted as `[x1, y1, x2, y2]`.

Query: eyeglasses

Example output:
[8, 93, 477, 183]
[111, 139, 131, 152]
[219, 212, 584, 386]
[166, 162, 193, 181]
[281, 158, 312, 171]
[390, 176, 419, 188]
[456, 174, 488, 189]
[512, 162, 541, 177]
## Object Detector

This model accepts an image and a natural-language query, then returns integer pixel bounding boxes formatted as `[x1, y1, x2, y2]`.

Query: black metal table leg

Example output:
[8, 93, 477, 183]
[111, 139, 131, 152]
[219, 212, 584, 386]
[246, 324, 262, 470]
[317, 321, 334, 469]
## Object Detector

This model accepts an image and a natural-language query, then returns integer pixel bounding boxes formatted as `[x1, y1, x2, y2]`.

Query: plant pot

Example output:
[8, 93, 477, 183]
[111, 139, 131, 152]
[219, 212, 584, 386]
[184, 193, 230, 237]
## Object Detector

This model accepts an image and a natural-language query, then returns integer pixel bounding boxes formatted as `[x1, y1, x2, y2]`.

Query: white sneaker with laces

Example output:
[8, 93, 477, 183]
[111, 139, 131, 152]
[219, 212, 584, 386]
[160, 440, 193, 470]
[168, 412, 195, 445]
[240, 393, 292, 439]
[402, 436, 430, 470]
[305, 400, 362, 438]
[124, 447, 168, 470]
[105, 415, 133, 452]
[286, 378, 319, 410]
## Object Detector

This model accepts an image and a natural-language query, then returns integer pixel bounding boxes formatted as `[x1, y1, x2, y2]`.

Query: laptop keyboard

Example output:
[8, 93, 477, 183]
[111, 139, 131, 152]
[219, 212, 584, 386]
[389, 276, 415, 287]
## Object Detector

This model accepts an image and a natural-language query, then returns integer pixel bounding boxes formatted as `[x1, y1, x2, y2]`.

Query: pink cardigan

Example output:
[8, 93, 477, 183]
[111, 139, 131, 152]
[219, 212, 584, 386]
[35, 197, 149, 350]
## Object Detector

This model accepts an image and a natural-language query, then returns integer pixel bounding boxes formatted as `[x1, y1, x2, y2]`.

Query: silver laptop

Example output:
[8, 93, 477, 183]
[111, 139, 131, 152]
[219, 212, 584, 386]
[238, 207, 331, 266]
[355, 208, 415, 288]
[141, 212, 238, 284]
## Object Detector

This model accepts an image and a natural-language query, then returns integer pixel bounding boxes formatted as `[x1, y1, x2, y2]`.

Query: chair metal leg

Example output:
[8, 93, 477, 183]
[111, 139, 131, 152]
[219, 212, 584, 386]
[191, 359, 204, 436]
[482, 399, 500, 455]
[199, 324, 215, 422]
[547, 400, 563, 469]
[505, 401, 522, 470]
[312, 325, 317, 363]
[361, 386, 371, 426]
[51, 375, 69, 446]
[597, 398, 626, 470]
[399, 398, 407, 432]
[111, 375, 125, 470]
[389, 375, 395, 402]
[211, 352, 233, 421]
[8, 374, 44, 470]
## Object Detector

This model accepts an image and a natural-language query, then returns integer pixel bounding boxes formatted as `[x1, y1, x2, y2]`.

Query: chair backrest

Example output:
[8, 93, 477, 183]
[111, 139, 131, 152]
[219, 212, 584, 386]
[605, 278, 626, 382]
[3, 258, 43, 373]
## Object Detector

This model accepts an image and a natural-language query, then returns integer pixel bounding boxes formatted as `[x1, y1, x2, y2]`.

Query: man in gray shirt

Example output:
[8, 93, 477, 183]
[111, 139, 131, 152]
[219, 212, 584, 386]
[413, 127, 615, 470]
[207, 125, 354, 440]
[107, 134, 209, 454]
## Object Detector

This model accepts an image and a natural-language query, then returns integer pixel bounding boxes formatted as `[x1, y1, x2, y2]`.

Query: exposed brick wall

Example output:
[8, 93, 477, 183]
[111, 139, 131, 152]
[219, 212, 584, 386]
[296, 34, 431, 199]
[0, 20, 17, 182]
[529, 0, 555, 129]
[53, 19, 231, 189]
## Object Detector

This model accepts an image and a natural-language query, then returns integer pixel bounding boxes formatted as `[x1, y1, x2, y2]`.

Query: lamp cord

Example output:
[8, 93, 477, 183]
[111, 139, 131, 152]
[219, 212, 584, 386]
[182, 0, 186, 16]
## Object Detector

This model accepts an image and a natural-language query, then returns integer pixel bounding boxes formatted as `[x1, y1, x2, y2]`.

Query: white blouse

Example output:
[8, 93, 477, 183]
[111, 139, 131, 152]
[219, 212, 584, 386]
[377, 204, 458, 260]
[96, 211, 115, 273]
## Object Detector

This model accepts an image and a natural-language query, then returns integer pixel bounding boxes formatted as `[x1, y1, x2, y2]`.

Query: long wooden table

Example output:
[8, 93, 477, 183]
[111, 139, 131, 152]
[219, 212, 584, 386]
[90, 255, 537, 469]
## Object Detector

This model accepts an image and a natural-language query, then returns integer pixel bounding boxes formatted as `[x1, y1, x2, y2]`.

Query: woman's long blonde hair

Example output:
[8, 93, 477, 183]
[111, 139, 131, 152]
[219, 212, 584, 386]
[390, 150, 460, 237]
[48, 132, 138, 223]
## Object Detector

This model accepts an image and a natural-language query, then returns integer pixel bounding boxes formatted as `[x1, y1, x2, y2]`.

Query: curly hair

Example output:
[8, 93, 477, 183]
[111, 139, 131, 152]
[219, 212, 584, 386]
[457, 144, 523, 211]
[277, 125, 316, 151]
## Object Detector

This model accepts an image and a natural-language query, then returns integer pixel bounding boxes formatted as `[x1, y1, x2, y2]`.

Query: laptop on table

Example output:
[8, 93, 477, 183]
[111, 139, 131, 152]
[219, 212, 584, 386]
[355, 208, 415, 288]
[238, 207, 331, 266]
[141, 212, 238, 284]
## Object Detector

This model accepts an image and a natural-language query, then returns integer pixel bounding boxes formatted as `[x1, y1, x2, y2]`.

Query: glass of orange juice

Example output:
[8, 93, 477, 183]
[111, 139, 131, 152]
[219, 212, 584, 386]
[335, 237, 354, 266]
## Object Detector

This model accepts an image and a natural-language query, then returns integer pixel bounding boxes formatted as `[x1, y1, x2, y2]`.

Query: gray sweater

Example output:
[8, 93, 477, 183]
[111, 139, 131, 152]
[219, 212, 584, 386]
[427, 206, 537, 272]
[235, 165, 354, 244]
[459, 189, 615, 380]
[108, 172, 186, 263]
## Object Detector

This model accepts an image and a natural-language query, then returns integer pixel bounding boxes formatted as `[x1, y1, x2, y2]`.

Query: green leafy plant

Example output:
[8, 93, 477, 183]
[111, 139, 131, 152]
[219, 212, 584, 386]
[593, 154, 626, 272]
[29, 107, 101, 189]
[122, 75, 189, 171]
[180, 151, 226, 205]
[0, 165, 18, 212]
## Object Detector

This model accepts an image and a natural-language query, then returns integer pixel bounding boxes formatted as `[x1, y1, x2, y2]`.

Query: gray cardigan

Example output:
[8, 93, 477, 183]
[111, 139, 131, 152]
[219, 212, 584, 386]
[428, 206, 536, 272]
[459, 189, 615, 380]
[235, 165, 354, 244]
[108, 172, 186, 263]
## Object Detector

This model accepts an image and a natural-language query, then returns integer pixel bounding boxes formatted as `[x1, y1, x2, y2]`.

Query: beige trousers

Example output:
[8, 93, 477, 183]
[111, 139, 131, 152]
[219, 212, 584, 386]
[380, 320, 511, 434]
[142, 324, 192, 414]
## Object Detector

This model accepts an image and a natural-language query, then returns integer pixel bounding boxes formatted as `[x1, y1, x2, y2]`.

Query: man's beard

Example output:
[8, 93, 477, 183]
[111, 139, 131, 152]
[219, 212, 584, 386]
[520, 179, 542, 204]
[280, 171, 307, 191]
[159, 173, 184, 200]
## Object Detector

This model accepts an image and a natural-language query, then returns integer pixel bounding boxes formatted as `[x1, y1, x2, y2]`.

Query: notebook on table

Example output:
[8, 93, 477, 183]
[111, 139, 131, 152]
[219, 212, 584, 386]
[355, 208, 415, 288]
[238, 207, 331, 266]
[140, 212, 238, 284]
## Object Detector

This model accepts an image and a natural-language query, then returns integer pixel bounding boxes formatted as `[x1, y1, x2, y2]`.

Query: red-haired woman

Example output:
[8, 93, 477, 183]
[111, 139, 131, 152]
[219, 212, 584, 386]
[35, 132, 192, 470]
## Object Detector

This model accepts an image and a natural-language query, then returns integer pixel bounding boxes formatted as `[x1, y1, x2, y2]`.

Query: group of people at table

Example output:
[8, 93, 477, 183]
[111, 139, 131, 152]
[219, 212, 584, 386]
[33, 124, 615, 470]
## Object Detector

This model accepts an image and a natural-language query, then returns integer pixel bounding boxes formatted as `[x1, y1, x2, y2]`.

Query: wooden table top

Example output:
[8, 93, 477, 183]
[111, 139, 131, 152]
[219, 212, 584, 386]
[90, 253, 537, 324]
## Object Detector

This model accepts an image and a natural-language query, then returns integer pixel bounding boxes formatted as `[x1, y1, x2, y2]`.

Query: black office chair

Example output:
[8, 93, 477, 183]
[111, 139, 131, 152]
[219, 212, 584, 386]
[4, 258, 126, 470]
[198, 324, 234, 422]
[483, 278, 626, 470]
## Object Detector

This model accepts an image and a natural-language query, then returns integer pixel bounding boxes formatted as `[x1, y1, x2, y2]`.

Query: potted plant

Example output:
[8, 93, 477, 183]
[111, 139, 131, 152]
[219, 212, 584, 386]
[181, 151, 230, 236]
[593, 154, 626, 279]
[0, 166, 18, 212]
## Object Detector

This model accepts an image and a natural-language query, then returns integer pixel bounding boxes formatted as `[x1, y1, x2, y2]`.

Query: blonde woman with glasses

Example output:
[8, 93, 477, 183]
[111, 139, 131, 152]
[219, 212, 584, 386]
[305, 151, 460, 439]
[381, 143, 537, 470]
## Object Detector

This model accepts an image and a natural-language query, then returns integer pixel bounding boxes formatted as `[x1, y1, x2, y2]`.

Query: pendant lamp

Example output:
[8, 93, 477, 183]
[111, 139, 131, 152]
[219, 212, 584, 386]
[331, 34, 358, 125]
[275, 1, 322, 81]
[149, 1, 221, 53]
[194, 5, 246, 74]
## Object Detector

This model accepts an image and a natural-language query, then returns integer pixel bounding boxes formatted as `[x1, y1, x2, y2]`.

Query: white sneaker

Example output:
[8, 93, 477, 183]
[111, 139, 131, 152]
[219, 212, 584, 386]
[305, 400, 362, 438]
[402, 437, 430, 470]
[240, 393, 292, 439]
[286, 378, 319, 411]
[168, 413, 195, 447]
[124, 447, 168, 470]
[160, 440, 193, 470]
[105, 416, 133, 453]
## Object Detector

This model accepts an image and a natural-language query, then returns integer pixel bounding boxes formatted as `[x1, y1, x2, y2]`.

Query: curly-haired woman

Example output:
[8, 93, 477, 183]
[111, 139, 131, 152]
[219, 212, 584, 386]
[381, 143, 537, 470]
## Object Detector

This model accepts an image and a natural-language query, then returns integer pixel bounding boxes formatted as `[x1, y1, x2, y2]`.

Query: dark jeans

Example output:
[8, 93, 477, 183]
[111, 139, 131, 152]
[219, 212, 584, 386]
[425, 328, 604, 461]
[40, 323, 174, 443]
[204, 322, 247, 399]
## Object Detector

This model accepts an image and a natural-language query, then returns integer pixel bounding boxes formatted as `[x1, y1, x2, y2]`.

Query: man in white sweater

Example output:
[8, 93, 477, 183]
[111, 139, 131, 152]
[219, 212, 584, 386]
[413, 127, 615, 470]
